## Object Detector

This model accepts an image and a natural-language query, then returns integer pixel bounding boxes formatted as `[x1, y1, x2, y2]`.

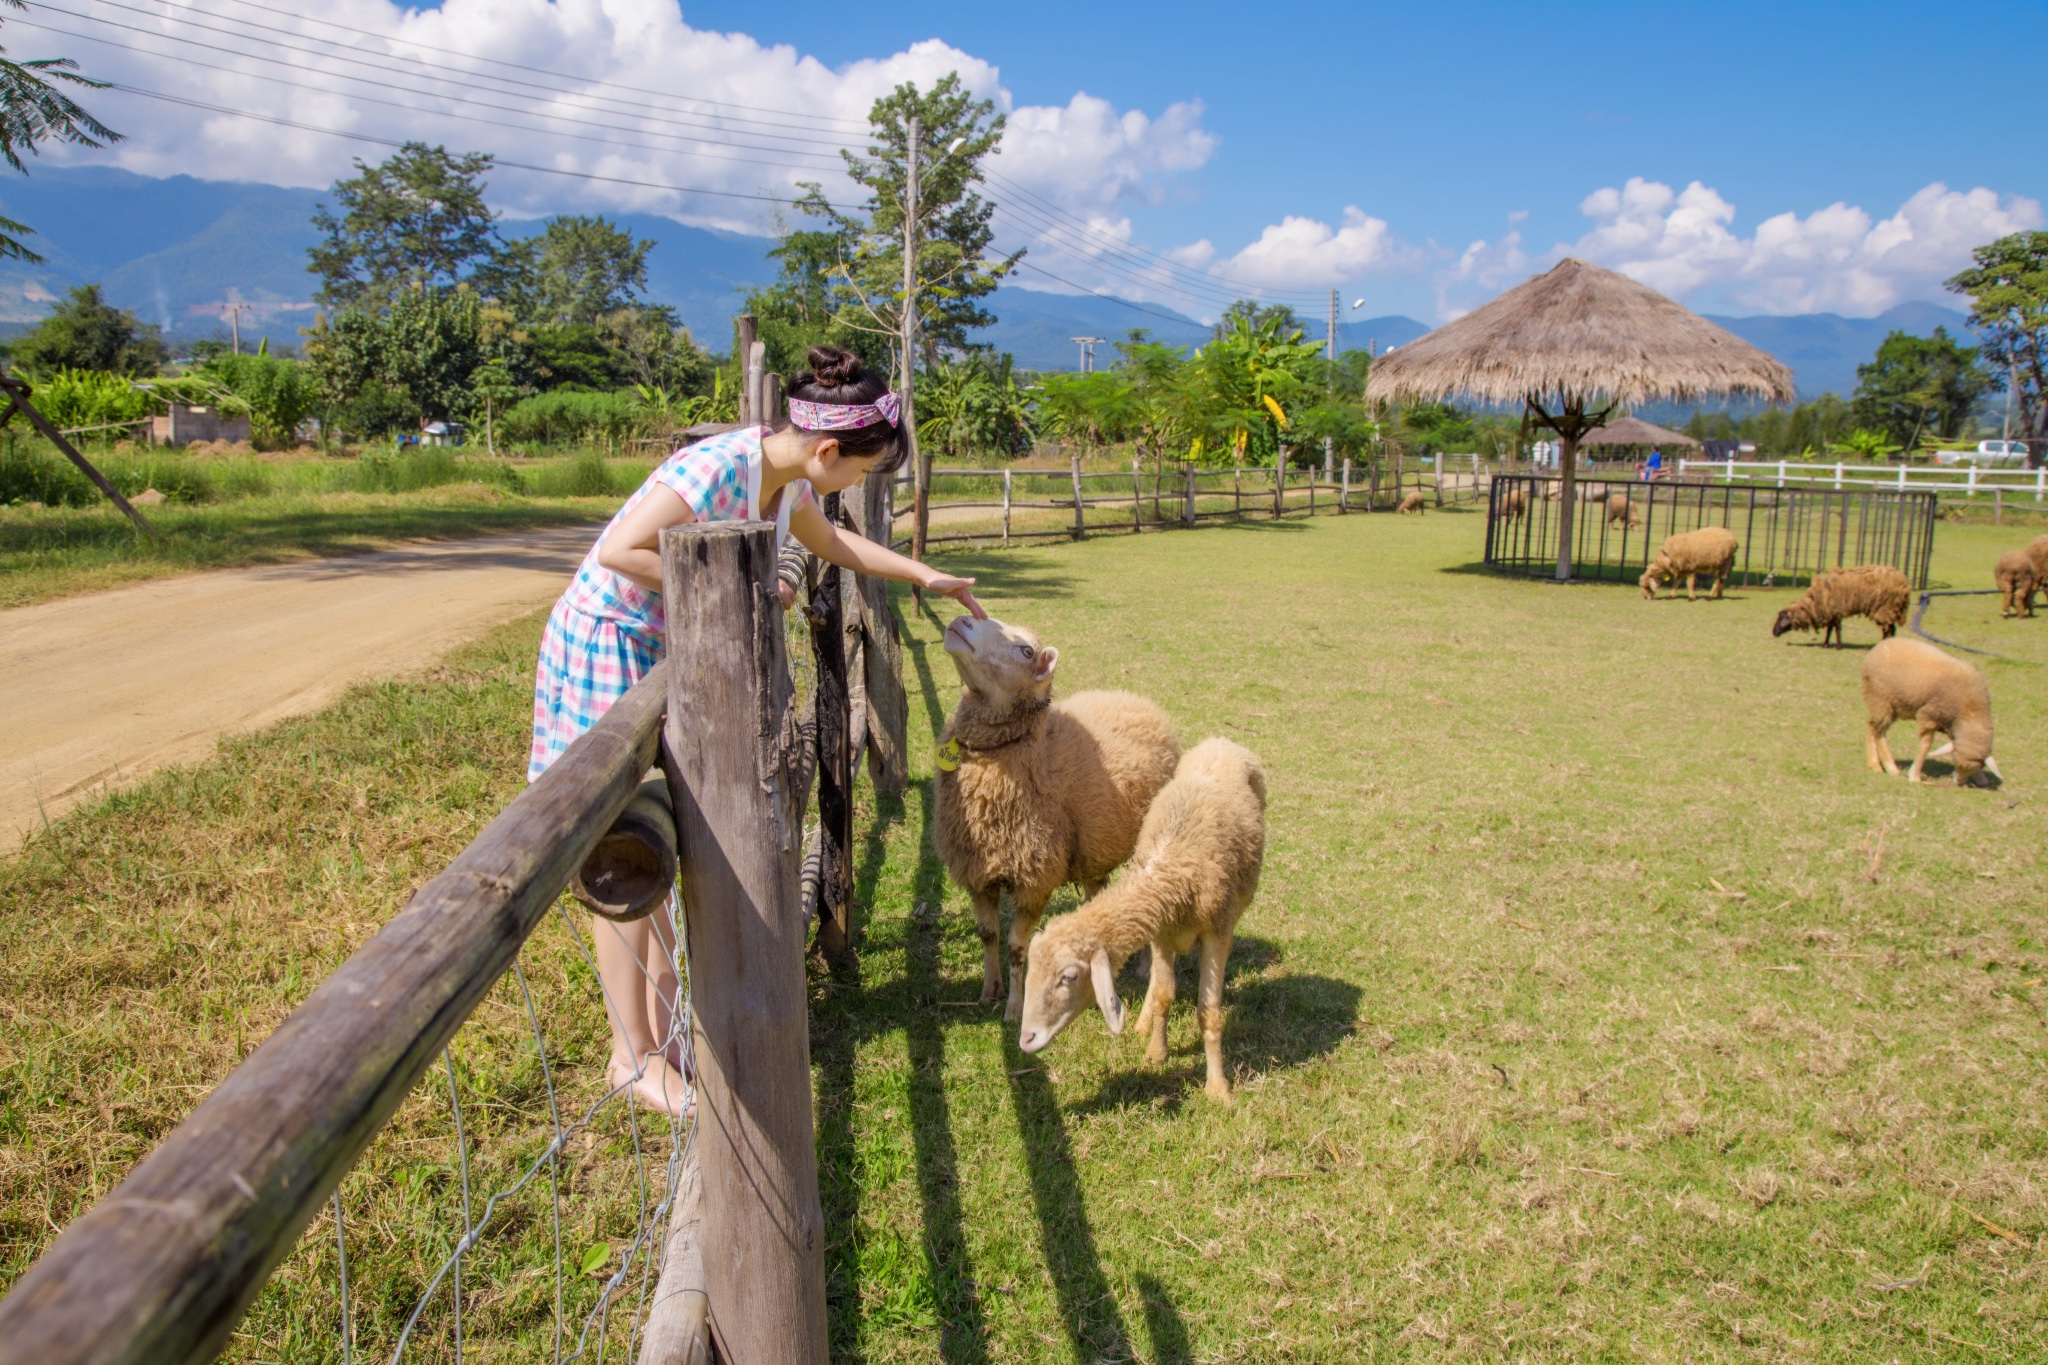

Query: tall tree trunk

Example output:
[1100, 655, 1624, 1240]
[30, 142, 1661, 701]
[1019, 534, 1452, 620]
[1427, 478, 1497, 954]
[1555, 431, 1579, 581]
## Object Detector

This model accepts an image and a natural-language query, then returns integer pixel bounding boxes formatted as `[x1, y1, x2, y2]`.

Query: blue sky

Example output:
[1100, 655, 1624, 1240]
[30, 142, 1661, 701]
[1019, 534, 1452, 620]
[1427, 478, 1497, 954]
[37, 0, 2048, 321]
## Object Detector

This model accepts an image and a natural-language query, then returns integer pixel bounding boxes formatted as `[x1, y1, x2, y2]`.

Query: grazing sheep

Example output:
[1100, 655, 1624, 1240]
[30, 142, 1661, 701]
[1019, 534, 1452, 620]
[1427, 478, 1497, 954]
[1771, 565, 1912, 646]
[1018, 738, 1266, 1102]
[1995, 550, 2037, 619]
[2026, 534, 2048, 586]
[1605, 492, 1641, 529]
[1498, 486, 1529, 521]
[934, 615, 1179, 1019]
[1396, 489, 1428, 515]
[1639, 526, 1739, 600]
[1860, 637, 2000, 786]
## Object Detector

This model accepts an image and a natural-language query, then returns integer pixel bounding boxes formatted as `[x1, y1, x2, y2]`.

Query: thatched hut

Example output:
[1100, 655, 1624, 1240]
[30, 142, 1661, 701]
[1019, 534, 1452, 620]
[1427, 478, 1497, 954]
[1579, 416, 1700, 451]
[1365, 259, 1793, 579]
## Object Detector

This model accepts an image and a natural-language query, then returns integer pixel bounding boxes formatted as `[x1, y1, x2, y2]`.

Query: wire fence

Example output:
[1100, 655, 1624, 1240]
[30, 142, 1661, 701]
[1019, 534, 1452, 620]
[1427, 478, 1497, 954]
[1483, 474, 1940, 590]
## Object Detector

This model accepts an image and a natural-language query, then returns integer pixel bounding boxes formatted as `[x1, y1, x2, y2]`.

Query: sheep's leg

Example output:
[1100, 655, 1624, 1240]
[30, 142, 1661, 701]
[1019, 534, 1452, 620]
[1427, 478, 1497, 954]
[969, 887, 1004, 1007]
[1003, 896, 1049, 1022]
[1711, 570, 1725, 600]
[1866, 719, 1899, 775]
[1909, 720, 1939, 783]
[1197, 932, 1233, 1103]
[1685, 571, 1698, 602]
[1138, 941, 1175, 1065]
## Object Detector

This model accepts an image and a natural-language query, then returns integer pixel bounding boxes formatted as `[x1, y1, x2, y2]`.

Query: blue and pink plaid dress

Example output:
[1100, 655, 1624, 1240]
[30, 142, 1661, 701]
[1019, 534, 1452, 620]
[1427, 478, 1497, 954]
[528, 427, 814, 780]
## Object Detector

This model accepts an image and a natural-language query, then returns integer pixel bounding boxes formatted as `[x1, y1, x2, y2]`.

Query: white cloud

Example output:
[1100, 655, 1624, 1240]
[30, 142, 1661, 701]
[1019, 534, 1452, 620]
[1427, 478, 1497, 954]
[1208, 206, 1398, 290]
[27, 0, 1216, 236]
[1440, 176, 2043, 318]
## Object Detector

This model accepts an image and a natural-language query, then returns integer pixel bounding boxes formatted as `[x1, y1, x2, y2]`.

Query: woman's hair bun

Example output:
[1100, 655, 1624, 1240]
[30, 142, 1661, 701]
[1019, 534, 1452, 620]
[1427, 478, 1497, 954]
[804, 345, 864, 389]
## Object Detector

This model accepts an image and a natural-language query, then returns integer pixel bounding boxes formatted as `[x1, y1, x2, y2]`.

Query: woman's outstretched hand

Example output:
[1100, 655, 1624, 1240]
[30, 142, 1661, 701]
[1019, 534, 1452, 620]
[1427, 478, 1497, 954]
[927, 574, 986, 619]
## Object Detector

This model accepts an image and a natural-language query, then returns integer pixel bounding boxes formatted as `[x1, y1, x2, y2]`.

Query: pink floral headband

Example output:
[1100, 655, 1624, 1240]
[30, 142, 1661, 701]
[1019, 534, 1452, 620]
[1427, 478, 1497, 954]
[787, 392, 901, 432]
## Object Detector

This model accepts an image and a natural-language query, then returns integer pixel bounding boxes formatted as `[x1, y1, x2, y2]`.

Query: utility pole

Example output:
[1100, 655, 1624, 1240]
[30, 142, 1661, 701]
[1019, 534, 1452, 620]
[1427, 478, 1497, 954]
[226, 302, 252, 356]
[1069, 336, 1106, 373]
[1324, 288, 1338, 480]
[904, 113, 929, 573]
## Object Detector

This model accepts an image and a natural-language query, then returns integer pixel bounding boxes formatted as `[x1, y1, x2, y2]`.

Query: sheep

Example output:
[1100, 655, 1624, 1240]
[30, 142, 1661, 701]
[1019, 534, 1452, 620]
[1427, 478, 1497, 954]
[1860, 637, 2000, 786]
[1639, 526, 1739, 600]
[1395, 489, 1428, 515]
[1771, 565, 1912, 646]
[2027, 534, 2048, 587]
[1995, 550, 2037, 619]
[1017, 738, 1266, 1102]
[934, 615, 1179, 1019]
[1605, 492, 1641, 529]
[1497, 486, 1529, 521]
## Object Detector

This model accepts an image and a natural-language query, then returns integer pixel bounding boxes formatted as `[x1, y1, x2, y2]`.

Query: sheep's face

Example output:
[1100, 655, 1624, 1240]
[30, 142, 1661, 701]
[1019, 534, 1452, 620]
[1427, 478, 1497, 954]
[1018, 934, 1122, 1053]
[1639, 564, 1666, 598]
[942, 615, 1057, 707]
[1771, 609, 1797, 638]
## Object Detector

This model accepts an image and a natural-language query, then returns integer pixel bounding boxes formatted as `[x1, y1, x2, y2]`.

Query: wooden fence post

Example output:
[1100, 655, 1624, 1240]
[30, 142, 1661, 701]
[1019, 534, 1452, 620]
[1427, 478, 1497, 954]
[810, 494, 854, 966]
[1434, 452, 1443, 507]
[852, 473, 907, 795]
[1183, 466, 1195, 528]
[735, 316, 758, 426]
[660, 522, 828, 1365]
[1273, 449, 1285, 518]
[1340, 457, 1351, 513]
[1002, 468, 1013, 544]
[1070, 454, 1085, 539]
[1233, 467, 1242, 518]
[1132, 463, 1143, 532]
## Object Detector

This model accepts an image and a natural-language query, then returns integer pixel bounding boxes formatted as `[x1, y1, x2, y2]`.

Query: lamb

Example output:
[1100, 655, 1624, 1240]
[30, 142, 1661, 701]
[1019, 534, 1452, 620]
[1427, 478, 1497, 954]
[1639, 526, 1739, 600]
[1995, 550, 2037, 619]
[933, 615, 1179, 1019]
[1396, 490, 1428, 515]
[1605, 492, 1641, 529]
[1017, 738, 1266, 1103]
[1860, 637, 2000, 786]
[1771, 564, 1912, 646]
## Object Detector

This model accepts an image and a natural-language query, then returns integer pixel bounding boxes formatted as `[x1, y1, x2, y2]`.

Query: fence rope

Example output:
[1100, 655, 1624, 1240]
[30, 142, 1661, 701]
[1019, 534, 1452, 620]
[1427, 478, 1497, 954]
[1910, 590, 2019, 661]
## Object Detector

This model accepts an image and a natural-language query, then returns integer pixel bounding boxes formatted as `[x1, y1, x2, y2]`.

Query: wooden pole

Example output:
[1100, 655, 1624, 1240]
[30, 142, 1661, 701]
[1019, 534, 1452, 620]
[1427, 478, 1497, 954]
[854, 471, 908, 794]
[734, 316, 758, 427]
[0, 373, 159, 538]
[1183, 466, 1195, 528]
[810, 494, 854, 966]
[1273, 446, 1285, 518]
[1002, 468, 1012, 544]
[0, 665, 670, 1365]
[637, 1145, 712, 1365]
[1340, 456, 1350, 513]
[659, 523, 828, 1365]
[1069, 454, 1085, 539]
[1132, 463, 1142, 532]
[902, 113, 929, 570]
[747, 343, 767, 432]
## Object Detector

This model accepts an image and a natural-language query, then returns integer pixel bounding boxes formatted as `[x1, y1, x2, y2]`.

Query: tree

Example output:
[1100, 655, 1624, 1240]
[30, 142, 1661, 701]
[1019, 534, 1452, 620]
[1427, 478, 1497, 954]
[12, 283, 165, 374]
[1948, 231, 2048, 465]
[203, 345, 318, 450]
[490, 215, 653, 325]
[1850, 327, 1989, 452]
[793, 73, 1017, 364]
[308, 144, 501, 308]
[306, 284, 486, 433]
[744, 223, 891, 377]
[0, 1, 120, 262]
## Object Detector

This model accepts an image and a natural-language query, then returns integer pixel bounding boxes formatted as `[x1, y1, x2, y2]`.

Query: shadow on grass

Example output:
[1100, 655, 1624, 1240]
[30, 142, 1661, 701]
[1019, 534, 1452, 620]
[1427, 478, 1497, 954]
[1136, 1273, 1194, 1365]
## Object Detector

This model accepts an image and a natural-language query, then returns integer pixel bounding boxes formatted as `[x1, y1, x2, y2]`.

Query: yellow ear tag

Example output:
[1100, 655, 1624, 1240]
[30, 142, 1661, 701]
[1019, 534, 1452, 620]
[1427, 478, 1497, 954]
[934, 738, 962, 772]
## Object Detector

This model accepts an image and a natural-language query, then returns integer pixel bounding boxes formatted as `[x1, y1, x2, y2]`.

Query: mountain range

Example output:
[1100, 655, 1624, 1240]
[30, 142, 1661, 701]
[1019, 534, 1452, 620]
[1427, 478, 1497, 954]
[0, 165, 1977, 396]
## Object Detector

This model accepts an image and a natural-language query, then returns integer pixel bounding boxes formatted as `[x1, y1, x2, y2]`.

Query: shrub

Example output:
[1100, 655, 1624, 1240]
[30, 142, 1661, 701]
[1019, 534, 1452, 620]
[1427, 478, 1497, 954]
[523, 449, 624, 498]
[30, 368, 154, 433]
[201, 351, 318, 450]
[499, 390, 641, 447]
[0, 444, 93, 505]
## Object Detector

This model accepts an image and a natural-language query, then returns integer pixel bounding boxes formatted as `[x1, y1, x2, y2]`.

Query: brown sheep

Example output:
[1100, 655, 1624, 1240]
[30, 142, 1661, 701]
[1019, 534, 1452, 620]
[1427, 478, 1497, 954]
[1018, 738, 1266, 1102]
[1639, 526, 1739, 600]
[1771, 564, 1912, 646]
[1498, 486, 1529, 521]
[1395, 489, 1428, 515]
[1605, 492, 1641, 529]
[1860, 637, 1999, 785]
[934, 615, 1179, 1018]
[1996, 550, 2037, 618]
[2026, 534, 2048, 586]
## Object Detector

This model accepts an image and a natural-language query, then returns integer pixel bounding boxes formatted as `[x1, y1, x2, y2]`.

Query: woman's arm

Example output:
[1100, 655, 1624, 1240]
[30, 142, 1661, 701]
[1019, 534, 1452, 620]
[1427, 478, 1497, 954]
[595, 486, 695, 592]
[790, 500, 985, 617]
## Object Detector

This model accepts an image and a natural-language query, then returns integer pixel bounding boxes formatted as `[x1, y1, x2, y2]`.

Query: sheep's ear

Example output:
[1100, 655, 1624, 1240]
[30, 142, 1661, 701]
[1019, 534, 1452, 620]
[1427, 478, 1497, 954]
[1090, 948, 1124, 1035]
[1034, 645, 1059, 683]
[1985, 755, 2003, 779]
[1930, 741, 1955, 758]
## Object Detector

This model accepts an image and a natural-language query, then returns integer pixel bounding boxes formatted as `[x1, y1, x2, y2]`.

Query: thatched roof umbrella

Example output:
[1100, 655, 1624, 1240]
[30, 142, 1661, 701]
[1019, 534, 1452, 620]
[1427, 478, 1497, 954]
[1365, 258, 1793, 580]
[1579, 415, 1700, 449]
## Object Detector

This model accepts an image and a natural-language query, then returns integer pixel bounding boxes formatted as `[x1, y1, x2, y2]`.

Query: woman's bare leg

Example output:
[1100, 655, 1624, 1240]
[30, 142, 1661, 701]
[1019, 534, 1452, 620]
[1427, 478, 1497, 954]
[596, 914, 689, 1118]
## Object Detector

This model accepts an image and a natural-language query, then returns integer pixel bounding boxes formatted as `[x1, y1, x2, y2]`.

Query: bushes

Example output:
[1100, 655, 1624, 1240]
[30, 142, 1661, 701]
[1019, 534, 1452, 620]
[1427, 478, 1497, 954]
[499, 390, 641, 447]
[521, 449, 624, 498]
[30, 369, 155, 433]
[201, 352, 318, 450]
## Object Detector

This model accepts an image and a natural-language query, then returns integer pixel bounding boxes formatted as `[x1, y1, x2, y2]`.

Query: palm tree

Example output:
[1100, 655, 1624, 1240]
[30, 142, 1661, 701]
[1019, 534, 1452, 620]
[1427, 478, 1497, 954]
[0, 2, 121, 261]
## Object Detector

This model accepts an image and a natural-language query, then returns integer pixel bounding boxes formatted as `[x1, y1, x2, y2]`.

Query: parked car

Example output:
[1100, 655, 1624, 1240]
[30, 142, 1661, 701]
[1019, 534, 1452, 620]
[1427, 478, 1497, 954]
[1931, 440, 2030, 467]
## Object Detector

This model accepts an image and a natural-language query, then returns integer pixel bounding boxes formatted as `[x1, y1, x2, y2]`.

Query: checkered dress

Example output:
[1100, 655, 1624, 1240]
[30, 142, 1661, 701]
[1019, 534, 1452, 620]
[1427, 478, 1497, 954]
[528, 427, 814, 780]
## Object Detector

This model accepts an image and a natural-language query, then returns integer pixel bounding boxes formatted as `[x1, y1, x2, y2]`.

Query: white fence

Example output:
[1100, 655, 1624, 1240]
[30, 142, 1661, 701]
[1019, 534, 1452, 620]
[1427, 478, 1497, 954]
[1678, 458, 2048, 501]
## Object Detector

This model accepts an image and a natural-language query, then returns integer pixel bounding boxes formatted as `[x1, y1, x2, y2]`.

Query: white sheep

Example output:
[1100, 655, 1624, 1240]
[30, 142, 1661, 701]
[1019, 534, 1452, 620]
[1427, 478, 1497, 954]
[1860, 637, 2000, 786]
[1017, 738, 1266, 1103]
[933, 616, 1179, 1019]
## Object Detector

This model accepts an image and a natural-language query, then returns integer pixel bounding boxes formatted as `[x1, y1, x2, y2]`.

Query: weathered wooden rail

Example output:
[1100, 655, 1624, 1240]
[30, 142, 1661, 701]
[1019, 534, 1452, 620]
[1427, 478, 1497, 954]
[0, 493, 906, 1364]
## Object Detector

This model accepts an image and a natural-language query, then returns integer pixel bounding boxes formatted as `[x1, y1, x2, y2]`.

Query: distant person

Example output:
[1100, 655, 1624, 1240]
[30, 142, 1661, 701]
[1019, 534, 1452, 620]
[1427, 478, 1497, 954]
[1634, 458, 1647, 481]
[529, 345, 984, 1119]
[1646, 447, 1664, 480]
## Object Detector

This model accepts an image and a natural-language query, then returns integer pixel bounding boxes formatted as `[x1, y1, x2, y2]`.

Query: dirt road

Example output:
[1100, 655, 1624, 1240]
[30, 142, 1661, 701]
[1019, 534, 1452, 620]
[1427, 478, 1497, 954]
[0, 523, 600, 852]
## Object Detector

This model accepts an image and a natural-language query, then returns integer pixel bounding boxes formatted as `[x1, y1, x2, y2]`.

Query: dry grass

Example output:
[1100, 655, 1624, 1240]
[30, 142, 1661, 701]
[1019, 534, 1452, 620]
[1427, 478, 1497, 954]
[4, 508, 2048, 1362]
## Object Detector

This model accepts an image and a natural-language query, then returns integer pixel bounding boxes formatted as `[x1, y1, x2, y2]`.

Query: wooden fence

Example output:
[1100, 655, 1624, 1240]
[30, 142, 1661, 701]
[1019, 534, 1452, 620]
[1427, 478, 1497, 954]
[0, 473, 905, 1363]
[895, 447, 1487, 550]
[1483, 473, 1940, 590]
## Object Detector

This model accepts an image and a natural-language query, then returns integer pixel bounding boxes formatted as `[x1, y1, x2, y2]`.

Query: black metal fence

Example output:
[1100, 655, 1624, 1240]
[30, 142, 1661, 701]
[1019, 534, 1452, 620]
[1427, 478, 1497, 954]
[1483, 474, 1939, 590]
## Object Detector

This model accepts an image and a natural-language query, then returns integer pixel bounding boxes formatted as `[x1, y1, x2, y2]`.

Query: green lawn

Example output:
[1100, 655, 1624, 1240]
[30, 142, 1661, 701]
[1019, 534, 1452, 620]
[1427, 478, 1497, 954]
[4, 507, 2046, 1362]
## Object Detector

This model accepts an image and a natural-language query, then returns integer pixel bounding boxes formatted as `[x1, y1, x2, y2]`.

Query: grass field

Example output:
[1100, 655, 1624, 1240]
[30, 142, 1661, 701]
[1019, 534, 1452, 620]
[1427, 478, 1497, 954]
[4, 507, 2047, 1361]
